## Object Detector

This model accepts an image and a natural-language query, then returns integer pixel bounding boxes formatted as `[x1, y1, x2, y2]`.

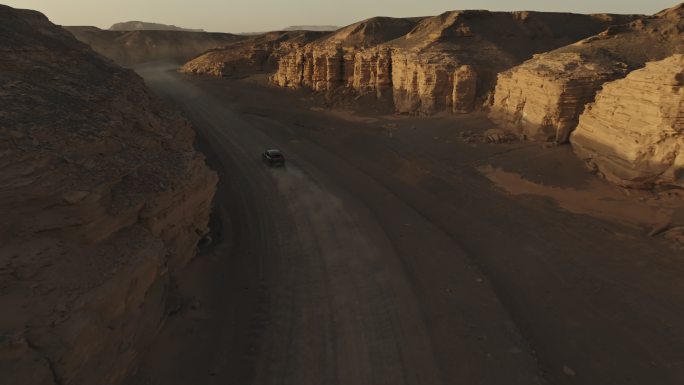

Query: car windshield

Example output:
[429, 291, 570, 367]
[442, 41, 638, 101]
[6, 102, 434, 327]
[268, 150, 282, 157]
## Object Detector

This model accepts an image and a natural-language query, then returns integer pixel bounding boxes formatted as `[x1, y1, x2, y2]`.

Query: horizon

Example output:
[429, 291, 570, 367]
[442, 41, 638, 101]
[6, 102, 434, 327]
[2, 0, 678, 33]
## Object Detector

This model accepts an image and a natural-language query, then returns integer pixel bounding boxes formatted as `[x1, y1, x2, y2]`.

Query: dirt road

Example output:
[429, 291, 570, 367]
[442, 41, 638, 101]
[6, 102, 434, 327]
[133, 66, 684, 385]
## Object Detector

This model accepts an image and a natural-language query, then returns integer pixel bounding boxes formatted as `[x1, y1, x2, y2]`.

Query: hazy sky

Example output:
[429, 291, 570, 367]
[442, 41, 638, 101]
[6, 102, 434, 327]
[3, 0, 678, 33]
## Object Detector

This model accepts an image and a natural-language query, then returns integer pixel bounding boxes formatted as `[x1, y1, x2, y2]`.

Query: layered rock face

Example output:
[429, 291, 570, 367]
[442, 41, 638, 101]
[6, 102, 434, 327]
[351, 47, 394, 97]
[571, 55, 684, 188]
[272, 17, 420, 93]
[180, 30, 328, 77]
[387, 11, 636, 115]
[490, 4, 684, 142]
[271, 11, 637, 115]
[66, 26, 244, 66]
[0, 5, 216, 385]
[489, 53, 628, 141]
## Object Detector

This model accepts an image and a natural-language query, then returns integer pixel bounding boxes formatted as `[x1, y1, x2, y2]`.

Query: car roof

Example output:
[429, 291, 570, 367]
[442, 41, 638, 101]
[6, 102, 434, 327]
[266, 149, 282, 154]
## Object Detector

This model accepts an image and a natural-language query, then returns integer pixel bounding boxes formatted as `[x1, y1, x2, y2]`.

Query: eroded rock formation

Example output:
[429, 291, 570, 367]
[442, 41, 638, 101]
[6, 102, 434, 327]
[0, 5, 217, 384]
[66, 26, 244, 66]
[273, 17, 419, 96]
[489, 4, 684, 142]
[571, 55, 684, 188]
[272, 17, 419, 94]
[270, 11, 637, 115]
[180, 30, 328, 77]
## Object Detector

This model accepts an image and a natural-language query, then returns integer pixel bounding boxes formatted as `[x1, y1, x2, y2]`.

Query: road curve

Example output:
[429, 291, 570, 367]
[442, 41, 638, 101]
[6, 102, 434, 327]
[135, 66, 543, 385]
[135, 66, 684, 385]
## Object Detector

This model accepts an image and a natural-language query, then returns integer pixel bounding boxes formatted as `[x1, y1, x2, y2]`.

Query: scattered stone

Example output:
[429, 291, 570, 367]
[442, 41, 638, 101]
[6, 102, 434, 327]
[62, 190, 90, 204]
[189, 298, 202, 310]
[483, 129, 518, 144]
[649, 221, 672, 238]
[563, 365, 577, 377]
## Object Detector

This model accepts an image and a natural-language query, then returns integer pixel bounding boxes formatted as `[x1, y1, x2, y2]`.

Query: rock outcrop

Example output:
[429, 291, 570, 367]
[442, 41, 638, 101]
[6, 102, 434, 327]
[570, 55, 684, 188]
[180, 30, 328, 77]
[65, 26, 245, 66]
[489, 4, 684, 142]
[270, 11, 637, 115]
[0, 5, 217, 385]
[387, 11, 637, 115]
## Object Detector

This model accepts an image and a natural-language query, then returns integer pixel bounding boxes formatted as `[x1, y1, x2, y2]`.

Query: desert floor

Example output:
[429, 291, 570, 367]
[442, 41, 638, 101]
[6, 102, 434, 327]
[130, 64, 684, 385]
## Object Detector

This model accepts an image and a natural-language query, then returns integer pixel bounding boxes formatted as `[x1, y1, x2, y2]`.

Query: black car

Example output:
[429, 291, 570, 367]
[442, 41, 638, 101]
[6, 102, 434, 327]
[262, 149, 285, 167]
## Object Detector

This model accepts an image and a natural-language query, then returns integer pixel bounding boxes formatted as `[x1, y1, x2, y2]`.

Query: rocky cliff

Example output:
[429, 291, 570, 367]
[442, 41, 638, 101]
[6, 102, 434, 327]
[388, 11, 638, 115]
[180, 30, 328, 77]
[65, 26, 245, 66]
[270, 11, 636, 114]
[0, 5, 217, 385]
[272, 17, 421, 94]
[489, 4, 684, 142]
[570, 55, 684, 188]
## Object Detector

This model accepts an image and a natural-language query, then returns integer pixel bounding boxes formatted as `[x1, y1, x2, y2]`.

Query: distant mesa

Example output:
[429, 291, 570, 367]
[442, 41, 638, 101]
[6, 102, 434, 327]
[283, 25, 340, 32]
[109, 21, 205, 32]
[237, 26, 340, 36]
[66, 25, 244, 66]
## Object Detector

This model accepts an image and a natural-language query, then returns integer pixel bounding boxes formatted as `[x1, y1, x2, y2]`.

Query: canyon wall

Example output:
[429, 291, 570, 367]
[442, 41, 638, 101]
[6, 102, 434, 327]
[65, 26, 245, 66]
[272, 17, 420, 94]
[571, 55, 684, 188]
[489, 4, 684, 142]
[488, 52, 628, 142]
[1, 5, 217, 385]
[270, 11, 638, 115]
[390, 51, 457, 114]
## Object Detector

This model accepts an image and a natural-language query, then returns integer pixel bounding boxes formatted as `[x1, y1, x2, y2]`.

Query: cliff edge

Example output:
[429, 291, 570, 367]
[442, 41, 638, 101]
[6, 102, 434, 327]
[0, 5, 217, 384]
[489, 4, 684, 142]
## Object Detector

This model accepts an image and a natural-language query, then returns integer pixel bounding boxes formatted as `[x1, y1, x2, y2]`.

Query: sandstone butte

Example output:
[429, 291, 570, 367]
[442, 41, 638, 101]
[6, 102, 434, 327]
[180, 30, 329, 77]
[489, 3, 684, 143]
[571, 54, 684, 189]
[0, 5, 217, 385]
[65, 25, 246, 66]
[269, 11, 638, 115]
